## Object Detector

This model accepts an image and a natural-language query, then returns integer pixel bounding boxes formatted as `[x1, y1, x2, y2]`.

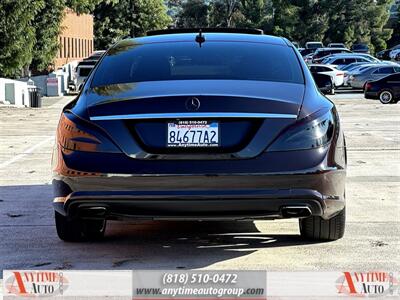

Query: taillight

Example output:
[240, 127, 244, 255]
[365, 83, 372, 91]
[57, 113, 101, 152]
[337, 73, 344, 76]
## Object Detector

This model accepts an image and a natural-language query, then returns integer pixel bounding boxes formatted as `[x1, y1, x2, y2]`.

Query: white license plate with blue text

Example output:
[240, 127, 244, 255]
[167, 120, 219, 148]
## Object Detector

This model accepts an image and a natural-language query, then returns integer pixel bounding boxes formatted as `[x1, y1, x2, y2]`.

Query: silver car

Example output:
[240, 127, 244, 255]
[348, 65, 400, 89]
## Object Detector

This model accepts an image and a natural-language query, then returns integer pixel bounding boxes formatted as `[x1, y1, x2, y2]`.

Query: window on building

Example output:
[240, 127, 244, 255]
[59, 37, 62, 58]
[63, 37, 67, 58]
[67, 38, 70, 58]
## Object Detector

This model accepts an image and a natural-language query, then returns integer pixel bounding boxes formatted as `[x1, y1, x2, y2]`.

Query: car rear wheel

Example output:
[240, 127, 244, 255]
[379, 90, 394, 104]
[55, 211, 106, 242]
[299, 208, 345, 241]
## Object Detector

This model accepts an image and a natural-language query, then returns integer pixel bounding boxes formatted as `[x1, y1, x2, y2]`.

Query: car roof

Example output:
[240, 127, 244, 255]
[308, 64, 334, 68]
[125, 32, 288, 47]
[315, 47, 348, 51]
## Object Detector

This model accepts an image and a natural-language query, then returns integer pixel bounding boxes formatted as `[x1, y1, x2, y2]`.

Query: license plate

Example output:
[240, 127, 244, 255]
[167, 120, 219, 148]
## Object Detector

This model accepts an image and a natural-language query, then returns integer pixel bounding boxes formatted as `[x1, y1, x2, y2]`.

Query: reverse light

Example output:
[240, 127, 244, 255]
[268, 110, 336, 152]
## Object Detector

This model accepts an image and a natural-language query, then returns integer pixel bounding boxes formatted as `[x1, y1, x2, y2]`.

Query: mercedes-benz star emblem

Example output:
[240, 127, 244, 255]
[185, 97, 201, 111]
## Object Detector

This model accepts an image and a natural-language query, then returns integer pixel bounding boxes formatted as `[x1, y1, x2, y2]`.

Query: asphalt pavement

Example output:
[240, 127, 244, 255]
[0, 92, 399, 274]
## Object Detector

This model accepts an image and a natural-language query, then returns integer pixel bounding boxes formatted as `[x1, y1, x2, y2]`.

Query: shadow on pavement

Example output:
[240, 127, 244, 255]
[0, 184, 323, 271]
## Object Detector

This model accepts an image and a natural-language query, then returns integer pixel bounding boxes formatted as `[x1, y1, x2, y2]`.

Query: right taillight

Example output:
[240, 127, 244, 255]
[365, 82, 372, 91]
[268, 110, 336, 152]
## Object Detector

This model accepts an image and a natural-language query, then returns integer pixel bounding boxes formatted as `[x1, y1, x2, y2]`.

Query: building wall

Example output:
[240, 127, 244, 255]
[54, 9, 94, 69]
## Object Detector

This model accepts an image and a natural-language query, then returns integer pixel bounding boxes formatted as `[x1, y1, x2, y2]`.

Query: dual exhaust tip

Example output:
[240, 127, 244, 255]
[281, 206, 312, 218]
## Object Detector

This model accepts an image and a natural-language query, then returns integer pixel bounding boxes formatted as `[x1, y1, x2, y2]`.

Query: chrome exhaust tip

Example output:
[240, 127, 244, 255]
[79, 206, 107, 218]
[281, 206, 312, 218]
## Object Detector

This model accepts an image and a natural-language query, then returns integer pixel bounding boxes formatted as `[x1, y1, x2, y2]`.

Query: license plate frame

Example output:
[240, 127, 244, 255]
[166, 120, 219, 148]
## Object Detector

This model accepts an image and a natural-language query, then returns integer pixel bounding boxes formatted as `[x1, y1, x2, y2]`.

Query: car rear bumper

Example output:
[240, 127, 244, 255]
[364, 91, 379, 99]
[53, 169, 346, 221]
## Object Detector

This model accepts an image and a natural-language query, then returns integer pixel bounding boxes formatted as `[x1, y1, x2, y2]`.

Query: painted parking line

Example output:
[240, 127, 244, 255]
[0, 136, 54, 169]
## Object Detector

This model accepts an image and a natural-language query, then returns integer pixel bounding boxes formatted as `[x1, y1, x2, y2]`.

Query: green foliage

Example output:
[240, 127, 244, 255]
[174, 0, 394, 53]
[0, 0, 396, 78]
[0, 0, 41, 77]
[177, 0, 210, 27]
[94, 0, 172, 49]
[30, 0, 66, 72]
[66, 0, 103, 14]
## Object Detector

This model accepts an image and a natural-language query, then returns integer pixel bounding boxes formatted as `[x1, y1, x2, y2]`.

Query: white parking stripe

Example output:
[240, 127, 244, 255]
[0, 136, 54, 169]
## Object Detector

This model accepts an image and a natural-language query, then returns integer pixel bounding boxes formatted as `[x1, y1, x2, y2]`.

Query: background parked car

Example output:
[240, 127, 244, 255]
[75, 60, 97, 90]
[300, 48, 316, 57]
[321, 54, 375, 68]
[348, 65, 400, 89]
[310, 72, 335, 95]
[339, 62, 370, 71]
[342, 63, 381, 86]
[389, 49, 400, 60]
[328, 43, 346, 48]
[305, 41, 324, 49]
[364, 73, 400, 104]
[351, 43, 370, 54]
[377, 49, 393, 61]
[312, 48, 352, 63]
[309, 64, 344, 87]
[85, 50, 106, 61]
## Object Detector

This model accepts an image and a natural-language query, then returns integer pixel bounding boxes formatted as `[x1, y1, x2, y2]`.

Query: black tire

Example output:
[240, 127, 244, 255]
[379, 90, 395, 104]
[55, 212, 106, 241]
[299, 208, 346, 241]
[55, 211, 83, 242]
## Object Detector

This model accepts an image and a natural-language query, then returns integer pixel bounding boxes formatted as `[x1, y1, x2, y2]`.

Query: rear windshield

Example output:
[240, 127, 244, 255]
[91, 41, 304, 87]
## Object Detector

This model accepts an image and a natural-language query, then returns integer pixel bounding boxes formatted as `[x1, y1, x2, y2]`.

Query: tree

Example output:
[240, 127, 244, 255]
[94, 0, 171, 50]
[177, 0, 209, 28]
[30, 0, 65, 73]
[0, 0, 41, 77]
[322, 0, 392, 52]
[368, 0, 393, 52]
[209, 0, 241, 27]
[166, 0, 184, 25]
[270, 0, 301, 40]
[388, 3, 400, 47]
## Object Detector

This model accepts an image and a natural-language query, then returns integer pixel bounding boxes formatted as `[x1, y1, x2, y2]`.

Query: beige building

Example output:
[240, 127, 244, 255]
[54, 8, 94, 69]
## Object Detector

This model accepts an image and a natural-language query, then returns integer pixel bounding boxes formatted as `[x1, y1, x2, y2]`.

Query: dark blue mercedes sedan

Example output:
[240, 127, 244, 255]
[52, 29, 347, 242]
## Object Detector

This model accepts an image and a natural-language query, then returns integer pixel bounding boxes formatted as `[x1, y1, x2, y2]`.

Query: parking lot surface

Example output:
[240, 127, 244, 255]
[0, 94, 399, 273]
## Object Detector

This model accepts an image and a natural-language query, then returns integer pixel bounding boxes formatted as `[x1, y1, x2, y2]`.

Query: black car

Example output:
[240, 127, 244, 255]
[300, 48, 315, 57]
[310, 72, 335, 95]
[364, 73, 400, 104]
[52, 29, 347, 242]
[312, 47, 351, 63]
[376, 49, 392, 61]
[351, 43, 370, 54]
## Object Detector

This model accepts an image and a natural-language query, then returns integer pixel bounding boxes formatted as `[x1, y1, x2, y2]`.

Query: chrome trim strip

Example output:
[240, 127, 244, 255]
[90, 112, 297, 121]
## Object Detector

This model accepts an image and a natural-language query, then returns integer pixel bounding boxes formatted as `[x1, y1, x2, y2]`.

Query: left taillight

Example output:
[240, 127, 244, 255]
[364, 82, 372, 91]
[57, 113, 101, 152]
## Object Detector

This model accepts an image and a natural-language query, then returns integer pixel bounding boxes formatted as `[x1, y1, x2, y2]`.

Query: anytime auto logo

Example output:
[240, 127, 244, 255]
[5, 271, 69, 297]
[336, 272, 399, 297]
